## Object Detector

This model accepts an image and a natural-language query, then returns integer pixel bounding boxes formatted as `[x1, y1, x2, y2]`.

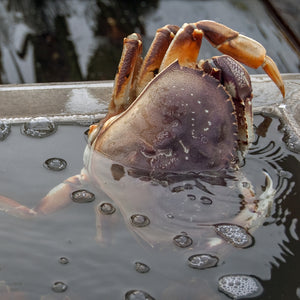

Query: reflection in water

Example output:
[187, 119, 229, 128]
[0, 116, 298, 298]
[249, 115, 300, 299]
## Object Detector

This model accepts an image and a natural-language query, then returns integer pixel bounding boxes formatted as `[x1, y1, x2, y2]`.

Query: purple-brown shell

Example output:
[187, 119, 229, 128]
[94, 61, 238, 172]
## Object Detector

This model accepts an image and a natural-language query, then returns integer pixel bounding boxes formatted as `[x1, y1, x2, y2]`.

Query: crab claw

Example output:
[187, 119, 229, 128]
[195, 20, 285, 97]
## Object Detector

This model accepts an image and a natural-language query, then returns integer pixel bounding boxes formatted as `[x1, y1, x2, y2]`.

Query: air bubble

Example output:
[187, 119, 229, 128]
[242, 181, 250, 188]
[166, 213, 174, 219]
[98, 202, 116, 215]
[171, 186, 185, 193]
[21, 117, 57, 138]
[51, 281, 68, 293]
[130, 214, 150, 227]
[134, 262, 150, 273]
[187, 194, 196, 201]
[59, 257, 69, 265]
[218, 274, 263, 299]
[200, 196, 212, 205]
[187, 254, 219, 269]
[0, 122, 11, 141]
[43, 158, 67, 171]
[214, 224, 253, 248]
[71, 190, 95, 203]
[125, 290, 155, 300]
[184, 183, 193, 190]
[173, 233, 193, 248]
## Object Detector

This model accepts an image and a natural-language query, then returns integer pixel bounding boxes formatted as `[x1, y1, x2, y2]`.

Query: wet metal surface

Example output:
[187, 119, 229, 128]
[0, 74, 299, 149]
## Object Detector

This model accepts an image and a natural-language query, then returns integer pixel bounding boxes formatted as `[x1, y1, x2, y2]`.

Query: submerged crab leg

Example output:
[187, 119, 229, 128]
[235, 171, 275, 232]
[195, 20, 285, 97]
[136, 24, 179, 95]
[0, 174, 85, 218]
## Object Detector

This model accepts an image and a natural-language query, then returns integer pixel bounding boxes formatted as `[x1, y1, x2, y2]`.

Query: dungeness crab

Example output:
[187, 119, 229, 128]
[0, 21, 284, 251]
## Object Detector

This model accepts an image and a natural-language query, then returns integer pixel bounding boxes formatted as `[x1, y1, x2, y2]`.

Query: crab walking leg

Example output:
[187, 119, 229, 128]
[136, 25, 179, 95]
[108, 33, 143, 118]
[0, 174, 84, 218]
[159, 23, 204, 71]
[195, 20, 285, 97]
[234, 171, 275, 232]
[206, 172, 275, 249]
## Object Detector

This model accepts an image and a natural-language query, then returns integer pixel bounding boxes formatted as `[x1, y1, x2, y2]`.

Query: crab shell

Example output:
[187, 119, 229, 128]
[89, 60, 250, 172]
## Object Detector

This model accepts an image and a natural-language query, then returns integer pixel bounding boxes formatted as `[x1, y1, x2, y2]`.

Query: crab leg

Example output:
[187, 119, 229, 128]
[159, 23, 204, 71]
[107, 25, 179, 121]
[136, 24, 179, 95]
[195, 20, 285, 97]
[0, 174, 84, 218]
[108, 33, 143, 119]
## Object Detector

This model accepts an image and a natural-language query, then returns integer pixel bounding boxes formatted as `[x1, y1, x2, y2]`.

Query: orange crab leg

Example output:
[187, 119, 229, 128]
[0, 174, 85, 218]
[262, 55, 285, 97]
[195, 20, 285, 97]
[160, 23, 204, 71]
[136, 24, 179, 95]
[108, 33, 143, 118]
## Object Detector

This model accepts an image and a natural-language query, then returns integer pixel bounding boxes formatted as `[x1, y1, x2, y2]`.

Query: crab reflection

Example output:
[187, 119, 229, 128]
[89, 148, 273, 252]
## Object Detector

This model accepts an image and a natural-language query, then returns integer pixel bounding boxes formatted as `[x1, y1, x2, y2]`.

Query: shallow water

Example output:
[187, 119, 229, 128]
[0, 115, 299, 299]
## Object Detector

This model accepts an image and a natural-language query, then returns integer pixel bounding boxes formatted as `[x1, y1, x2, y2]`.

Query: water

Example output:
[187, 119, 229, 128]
[0, 115, 299, 299]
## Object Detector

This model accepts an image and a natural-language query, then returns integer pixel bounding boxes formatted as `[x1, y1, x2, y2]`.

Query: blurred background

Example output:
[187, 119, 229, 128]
[0, 0, 299, 84]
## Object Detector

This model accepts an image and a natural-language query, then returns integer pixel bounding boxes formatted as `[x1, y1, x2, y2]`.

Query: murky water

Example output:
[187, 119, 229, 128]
[0, 115, 299, 299]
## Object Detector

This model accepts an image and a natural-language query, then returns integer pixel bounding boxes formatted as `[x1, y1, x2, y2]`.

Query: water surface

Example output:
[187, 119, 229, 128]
[0, 115, 299, 299]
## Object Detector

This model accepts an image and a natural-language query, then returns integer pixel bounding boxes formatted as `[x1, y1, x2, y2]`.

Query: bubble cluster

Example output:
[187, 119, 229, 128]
[125, 290, 155, 300]
[71, 190, 95, 203]
[51, 281, 68, 293]
[98, 202, 116, 215]
[173, 233, 193, 248]
[218, 274, 263, 299]
[43, 158, 67, 171]
[134, 262, 150, 273]
[187, 254, 219, 270]
[214, 223, 253, 248]
[130, 214, 150, 227]
[21, 117, 57, 138]
[0, 122, 11, 141]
